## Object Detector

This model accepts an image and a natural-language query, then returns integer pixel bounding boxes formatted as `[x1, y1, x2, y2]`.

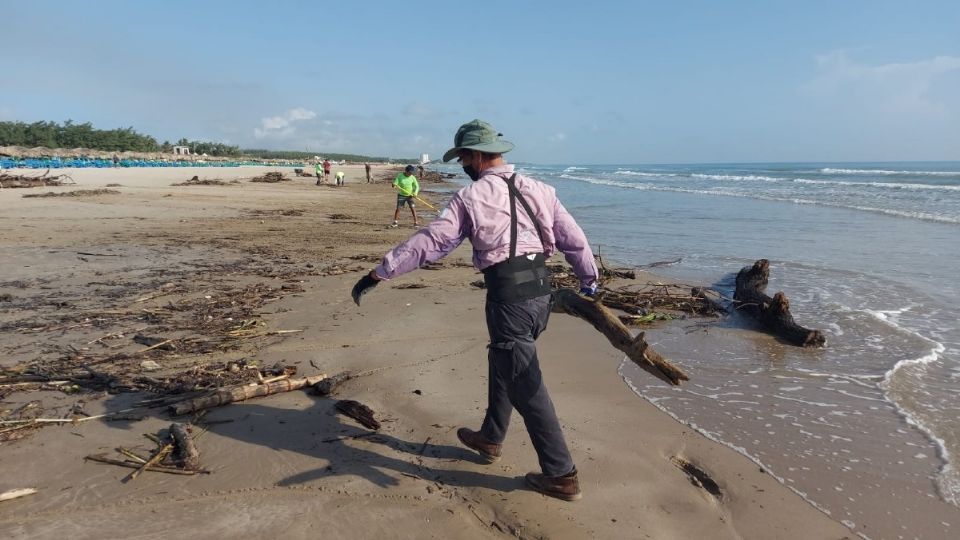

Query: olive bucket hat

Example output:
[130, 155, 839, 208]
[442, 119, 515, 162]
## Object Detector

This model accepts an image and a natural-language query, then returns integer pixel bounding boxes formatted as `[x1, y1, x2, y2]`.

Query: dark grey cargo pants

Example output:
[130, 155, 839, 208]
[479, 294, 575, 477]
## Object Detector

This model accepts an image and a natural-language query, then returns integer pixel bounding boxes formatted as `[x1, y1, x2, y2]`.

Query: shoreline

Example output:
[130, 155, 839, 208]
[0, 166, 852, 538]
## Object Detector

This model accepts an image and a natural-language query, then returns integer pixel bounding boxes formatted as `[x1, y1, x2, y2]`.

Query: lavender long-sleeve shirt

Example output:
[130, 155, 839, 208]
[374, 164, 598, 289]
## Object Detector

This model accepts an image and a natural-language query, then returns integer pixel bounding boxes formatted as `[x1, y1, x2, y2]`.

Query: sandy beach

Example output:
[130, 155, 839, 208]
[0, 165, 853, 539]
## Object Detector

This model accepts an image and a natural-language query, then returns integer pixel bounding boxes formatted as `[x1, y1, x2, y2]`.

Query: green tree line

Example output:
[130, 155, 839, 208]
[0, 120, 409, 162]
[0, 120, 243, 157]
[242, 149, 390, 162]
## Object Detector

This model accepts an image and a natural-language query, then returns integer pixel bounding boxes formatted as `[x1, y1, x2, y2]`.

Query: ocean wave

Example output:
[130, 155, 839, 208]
[558, 173, 960, 224]
[821, 167, 960, 177]
[562, 166, 587, 173]
[690, 173, 781, 182]
[614, 170, 678, 177]
[794, 178, 960, 191]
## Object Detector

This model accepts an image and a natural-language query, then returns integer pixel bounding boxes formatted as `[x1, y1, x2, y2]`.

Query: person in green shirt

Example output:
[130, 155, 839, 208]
[392, 164, 420, 227]
[315, 162, 323, 185]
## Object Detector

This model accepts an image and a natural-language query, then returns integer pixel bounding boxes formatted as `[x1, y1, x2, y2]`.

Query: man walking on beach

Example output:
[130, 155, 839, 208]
[391, 164, 420, 227]
[315, 161, 324, 185]
[365, 162, 373, 183]
[351, 119, 598, 501]
[323, 159, 332, 183]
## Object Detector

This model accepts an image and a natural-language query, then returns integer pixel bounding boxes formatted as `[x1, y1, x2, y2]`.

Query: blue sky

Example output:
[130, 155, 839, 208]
[4, 1, 959, 164]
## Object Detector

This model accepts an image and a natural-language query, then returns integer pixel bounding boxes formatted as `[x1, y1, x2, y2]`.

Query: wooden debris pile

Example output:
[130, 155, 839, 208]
[546, 263, 724, 325]
[85, 422, 210, 480]
[22, 189, 120, 198]
[250, 172, 288, 183]
[245, 208, 305, 217]
[171, 175, 230, 186]
[0, 169, 74, 188]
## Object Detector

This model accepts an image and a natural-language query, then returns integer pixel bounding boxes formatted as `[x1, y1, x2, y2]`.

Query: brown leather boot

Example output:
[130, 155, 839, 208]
[525, 469, 582, 501]
[456, 428, 501, 463]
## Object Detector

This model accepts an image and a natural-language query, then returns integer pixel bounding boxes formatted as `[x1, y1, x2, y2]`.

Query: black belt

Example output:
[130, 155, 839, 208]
[482, 253, 551, 303]
[481, 173, 551, 303]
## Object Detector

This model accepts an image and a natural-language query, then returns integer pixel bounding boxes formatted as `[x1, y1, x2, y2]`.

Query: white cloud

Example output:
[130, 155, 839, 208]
[254, 107, 317, 138]
[804, 51, 960, 116]
[549, 132, 567, 142]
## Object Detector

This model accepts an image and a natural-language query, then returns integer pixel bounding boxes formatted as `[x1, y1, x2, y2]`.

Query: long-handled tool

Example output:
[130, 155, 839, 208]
[394, 185, 440, 212]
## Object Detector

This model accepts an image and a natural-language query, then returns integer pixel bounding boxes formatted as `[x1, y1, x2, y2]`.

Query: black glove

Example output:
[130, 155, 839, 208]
[351, 272, 380, 305]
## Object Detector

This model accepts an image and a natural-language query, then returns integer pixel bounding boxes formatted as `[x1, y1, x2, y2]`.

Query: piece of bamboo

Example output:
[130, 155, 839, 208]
[85, 454, 206, 475]
[551, 288, 689, 385]
[169, 374, 327, 416]
[124, 443, 173, 482]
[0, 488, 38, 502]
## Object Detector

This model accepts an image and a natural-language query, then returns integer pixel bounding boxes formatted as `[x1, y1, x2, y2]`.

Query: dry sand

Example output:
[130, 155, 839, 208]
[0, 165, 853, 539]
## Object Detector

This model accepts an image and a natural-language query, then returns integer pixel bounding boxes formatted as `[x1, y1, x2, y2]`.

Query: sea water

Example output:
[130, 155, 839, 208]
[445, 162, 960, 538]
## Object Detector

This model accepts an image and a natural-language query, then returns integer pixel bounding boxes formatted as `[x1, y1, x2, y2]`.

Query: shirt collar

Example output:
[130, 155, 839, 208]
[479, 163, 515, 177]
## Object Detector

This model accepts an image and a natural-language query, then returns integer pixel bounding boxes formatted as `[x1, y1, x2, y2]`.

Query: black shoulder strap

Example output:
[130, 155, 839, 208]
[503, 173, 545, 258]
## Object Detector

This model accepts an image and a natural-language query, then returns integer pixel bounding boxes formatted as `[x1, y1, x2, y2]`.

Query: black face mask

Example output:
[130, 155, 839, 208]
[462, 165, 480, 181]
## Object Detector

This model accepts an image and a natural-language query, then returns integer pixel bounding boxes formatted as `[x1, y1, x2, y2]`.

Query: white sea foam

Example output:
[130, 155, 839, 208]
[794, 178, 960, 191]
[690, 173, 781, 182]
[558, 173, 960, 224]
[617, 359, 840, 523]
[614, 169, 678, 177]
[880, 340, 956, 505]
[821, 167, 960, 176]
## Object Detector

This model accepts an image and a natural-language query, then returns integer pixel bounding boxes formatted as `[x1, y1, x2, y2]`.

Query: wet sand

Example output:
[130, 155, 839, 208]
[0, 166, 852, 539]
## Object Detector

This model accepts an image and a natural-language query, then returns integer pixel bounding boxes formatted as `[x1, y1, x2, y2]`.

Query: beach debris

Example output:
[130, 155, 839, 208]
[0, 169, 74, 188]
[548, 263, 722, 319]
[618, 312, 674, 325]
[169, 374, 328, 416]
[0, 488, 38, 503]
[551, 288, 688, 385]
[169, 422, 201, 471]
[86, 423, 209, 480]
[22, 189, 120, 198]
[250, 172, 288, 183]
[671, 456, 722, 500]
[334, 399, 380, 430]
[139, 360, 161, 372]
[733, 259, 826, 347]
[313, 371, 354, 396]
[171, 175, 229, 186]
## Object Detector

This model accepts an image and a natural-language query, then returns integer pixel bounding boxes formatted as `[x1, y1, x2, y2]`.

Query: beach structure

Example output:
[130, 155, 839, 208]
[173, 145, 191, 156]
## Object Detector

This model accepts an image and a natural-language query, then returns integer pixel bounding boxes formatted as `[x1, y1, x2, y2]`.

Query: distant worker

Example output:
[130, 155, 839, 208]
[112, 154, 120, 167]
[417, 164, 425, 181]
[365, 162, 373, 183]
[391, 164, 420, 227]
[315, 161, 323, 185]
[323, 159, 332, 182]
[335, 171, 345, 186]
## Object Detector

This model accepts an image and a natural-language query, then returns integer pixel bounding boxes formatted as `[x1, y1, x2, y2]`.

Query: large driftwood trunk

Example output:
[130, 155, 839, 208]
[551, 288, 688, 385]
[734, 259, 825, 347]
[169, 374, 327, 415]
[169, 423, 201, 471]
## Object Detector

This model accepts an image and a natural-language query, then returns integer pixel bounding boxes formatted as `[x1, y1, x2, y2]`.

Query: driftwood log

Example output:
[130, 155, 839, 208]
[335, 400, 380, 430]
[169, 374, 328, 416]
[313, 371, 353, 396]
[169, 423, 201, 471]
[551, 288, 688, 385]
[734, 259, 825, 347]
